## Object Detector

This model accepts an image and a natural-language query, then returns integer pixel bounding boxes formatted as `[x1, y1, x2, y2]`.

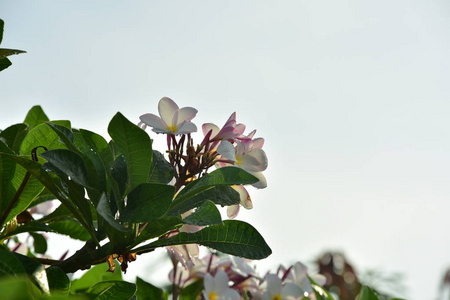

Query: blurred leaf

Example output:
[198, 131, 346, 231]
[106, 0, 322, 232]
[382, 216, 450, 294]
[179, 279, 204, 300]
[70, 261, 122, 293]
[0, 19, 4, 44]
[30, 232, 48, 254]
[167, 185, 240, 216]
[135, 277, 164, 300]
[357, 286, 380, 300]
[182, 200, 222, 226]
[83, 281, 136, 300]
[133, 220, 272, 260]
[149, 150, 173, 184]
[108, 112, 152, 191]
[120, 183, 175, 223]
[0, 276, 39, 300]
[0, 123, 29, 154]
[23, 106, 50, 131]
[46, 266, 70, 296]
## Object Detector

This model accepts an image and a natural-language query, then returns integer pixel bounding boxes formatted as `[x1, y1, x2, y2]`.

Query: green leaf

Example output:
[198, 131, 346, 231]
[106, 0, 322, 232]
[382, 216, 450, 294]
[108, 112, 152, 191]
[135, 277, 164, 300]
[133, 220, 271, 260]
[3, 154, 97, 242]
[0, 57, 11, 72]
[167, 185, 240, 216]
[12, 253, 50, 295]
[168, 167, 257, 215]
[45, 122, 76, 151]
[41, 149, 88, 187]
[23, 106, 50, 131]
[0, 48, 26, 60]
[357, 286, 380, 300]
[30, 232, 48, 254]
[130, 216, 182, 248]
[20, 122, 68, 156]
[83, 281, 136, 300]
[149, 150, 174, 184]
[46, 266, 70, 296]
[179, 279, 204, 300]
[0, 123, 29, 154]
[0, 245, 26, 276]
[120, 183, 175, 223]
[309, 276, 334, 300]
[96, 193, 130, 233]
[0, 276, 39, 300]
[48, 218, 91, 241]
[0, 19, 4, 45]
[71, 261, 123, 293]
[182, 200, 222, 226]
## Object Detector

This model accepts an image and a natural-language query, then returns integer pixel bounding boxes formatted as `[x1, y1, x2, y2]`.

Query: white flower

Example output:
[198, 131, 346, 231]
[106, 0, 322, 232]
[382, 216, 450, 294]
[203, 270, 241, 300]
[139, 97, 197, 134]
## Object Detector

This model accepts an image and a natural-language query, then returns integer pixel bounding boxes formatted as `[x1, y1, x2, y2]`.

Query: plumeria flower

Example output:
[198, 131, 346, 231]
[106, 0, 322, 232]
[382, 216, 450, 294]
[262, 274, 306, 300]
[227, 185, 251, 218]
[203, 270, 241, 300]
[284, 262, 326, 299]
[139, 97, 198, 134]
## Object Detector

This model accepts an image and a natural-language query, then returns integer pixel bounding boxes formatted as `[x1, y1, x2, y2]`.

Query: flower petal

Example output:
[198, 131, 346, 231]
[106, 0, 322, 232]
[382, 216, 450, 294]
[250, 172, 267, 189]
[158, 97, 179, 125]
[176, 121, 198, 134]
[177, 107, 198, 123]
[139, 113, 167, 131]
[239, 149, 268, 172]
[217, 141, 237, 161]
[202, 123, 220, 137]
[227, 204, 240, 219]
[214, 270, 229, 293]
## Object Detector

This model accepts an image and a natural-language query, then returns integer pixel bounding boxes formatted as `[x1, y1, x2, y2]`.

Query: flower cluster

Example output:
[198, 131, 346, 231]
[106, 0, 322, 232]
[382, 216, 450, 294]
[169, 252, 326, 300]
[139, 97, 268, 215]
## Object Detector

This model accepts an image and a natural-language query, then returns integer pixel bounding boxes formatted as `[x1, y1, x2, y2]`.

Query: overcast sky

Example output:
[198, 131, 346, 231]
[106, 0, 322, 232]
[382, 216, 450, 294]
[2, 1, 450, 299]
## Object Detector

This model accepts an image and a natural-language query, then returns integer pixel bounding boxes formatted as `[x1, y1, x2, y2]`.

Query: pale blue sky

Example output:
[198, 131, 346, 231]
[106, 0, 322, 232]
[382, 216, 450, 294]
[2, 1, 450, 299]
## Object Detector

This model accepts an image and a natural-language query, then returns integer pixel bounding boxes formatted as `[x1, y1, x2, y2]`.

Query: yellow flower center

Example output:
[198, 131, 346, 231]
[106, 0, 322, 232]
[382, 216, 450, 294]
[166, 124, 177, 133]
[272, 295, 282, 300]
[208, 292, 218, 300]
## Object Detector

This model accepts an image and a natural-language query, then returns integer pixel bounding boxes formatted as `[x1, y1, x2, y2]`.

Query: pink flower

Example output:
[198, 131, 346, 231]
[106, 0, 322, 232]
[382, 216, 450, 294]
[202, 112, 246, 143]
[139, 97, 198, 134]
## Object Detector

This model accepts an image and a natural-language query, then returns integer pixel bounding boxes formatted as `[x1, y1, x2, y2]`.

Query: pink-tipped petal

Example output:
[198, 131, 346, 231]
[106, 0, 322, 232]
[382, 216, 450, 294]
[252, 137, 265, 149]
[202, 123, 220, 137]
[234, 123, 246, 135]
[227, 204, 240, 219]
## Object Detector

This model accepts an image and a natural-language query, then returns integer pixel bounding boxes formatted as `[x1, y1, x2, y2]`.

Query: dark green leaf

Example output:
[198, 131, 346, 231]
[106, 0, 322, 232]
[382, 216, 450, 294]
[0, 57, 11, 72]
[3, 154, 97, 242]
[0, 48, 26, 60]
[168, 167, 257, 215]
[48, 218, 91, 241]
[133, 220, 271, 260]
[45, 122, 75, 150]
[41, 149, 88, 187]
[167, 185, 240, 216]
[110, 155, 127, 210]
[135, 277, 164, 300]
[12, 253, 50, 294]
[108, 112, 152, 191]
[96, 193, 130, 233]
[149, 150, 174, 184]
[0, 123, 29, 154]
[83, 281, 136, 300]
[120, 183, 175, 223]
[0, 19, 4, 44]
[182, 200, 222, 226]
[0, 245, 26, 276]
[23, 106, 50, 131]
[71, 261, 122, 293]
[30, 232, 48, 254]
[130, 216, 182, 248]
[46, 266, 70, 296]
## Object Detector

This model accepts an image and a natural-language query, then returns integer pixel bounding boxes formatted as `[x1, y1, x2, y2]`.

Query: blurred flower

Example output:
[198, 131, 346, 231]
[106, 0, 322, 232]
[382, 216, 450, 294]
[203, 270, 241, 300]
[139, 97, 197, 134]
